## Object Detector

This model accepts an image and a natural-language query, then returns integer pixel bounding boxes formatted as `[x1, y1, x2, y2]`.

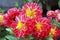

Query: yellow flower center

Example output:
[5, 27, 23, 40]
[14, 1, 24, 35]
[0, 15, 4, 23]
[36, 23, 42, 30]
[26, 8, 36, 18]
[49, 28, 56, 36]
[16, 22, 25, 30]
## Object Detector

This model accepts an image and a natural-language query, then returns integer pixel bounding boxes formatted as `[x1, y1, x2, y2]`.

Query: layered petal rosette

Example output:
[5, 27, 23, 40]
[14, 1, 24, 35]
[2, 7, 20, 26]
[49, 25, 60, 39]
[33, 17, 51, 38]
[11, 16, 35, 38]
[22, 2, 42, 20]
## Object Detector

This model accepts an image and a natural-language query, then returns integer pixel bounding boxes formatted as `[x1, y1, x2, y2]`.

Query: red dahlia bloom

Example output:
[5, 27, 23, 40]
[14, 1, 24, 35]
[33, 17, 51, 38]
[22, 2, 42, 19]
[4, 7, 20, 26]
[7, 7, 19, 19]
[49, 25, 60, 38]
[11, 17, 34, 38]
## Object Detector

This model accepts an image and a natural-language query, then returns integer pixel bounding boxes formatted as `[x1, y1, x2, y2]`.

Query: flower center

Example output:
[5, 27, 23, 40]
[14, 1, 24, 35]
[26, 8, 36, 18]
[0, 15, 4, 23]
[36, 23, 42, 30]
[49, 28, 56, 36]
[16, 22, 25, 30]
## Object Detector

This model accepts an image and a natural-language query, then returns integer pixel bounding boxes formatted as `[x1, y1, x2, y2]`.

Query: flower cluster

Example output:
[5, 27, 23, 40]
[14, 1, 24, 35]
[0, 2, 60, 40]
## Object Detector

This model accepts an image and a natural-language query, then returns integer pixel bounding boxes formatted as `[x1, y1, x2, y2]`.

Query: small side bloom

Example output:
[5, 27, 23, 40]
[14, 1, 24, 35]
[47, 10, 56, 19]
[49, 25, 60, 39]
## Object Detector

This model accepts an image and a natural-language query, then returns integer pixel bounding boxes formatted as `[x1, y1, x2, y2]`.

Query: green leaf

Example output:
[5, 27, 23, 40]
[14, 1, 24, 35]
[23, 38, 29, 40]
[19, 38, 29, 40]
[46, 4, 51, 10]
[39, 2, 43, 8]
[28, 0, 32, 2]
[5, 35, 19, 40]
[0, 8, 5, 13]
[29, 34, 34, 40]
[14, 2, 21, 9]
[14, 2, 19, 7]
[0, 38, 6, 40]
[0, 27, 7, 38]
[46, 36, 53, 40]
[24, 0, 29, 3]
[6, 28, 13, 34]
[58, 0, 60, 8]
[51, 20, 60, 29]
[19, 34, 34, 40]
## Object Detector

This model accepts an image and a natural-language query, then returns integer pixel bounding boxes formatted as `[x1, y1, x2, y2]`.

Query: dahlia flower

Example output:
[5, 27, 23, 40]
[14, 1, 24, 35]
[49, 25, 60, 39]
[22, 2, 42, 19]
[1, 7, 20, 26]
[10, 16, 34, 38]
[33, 17, 51, 38]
